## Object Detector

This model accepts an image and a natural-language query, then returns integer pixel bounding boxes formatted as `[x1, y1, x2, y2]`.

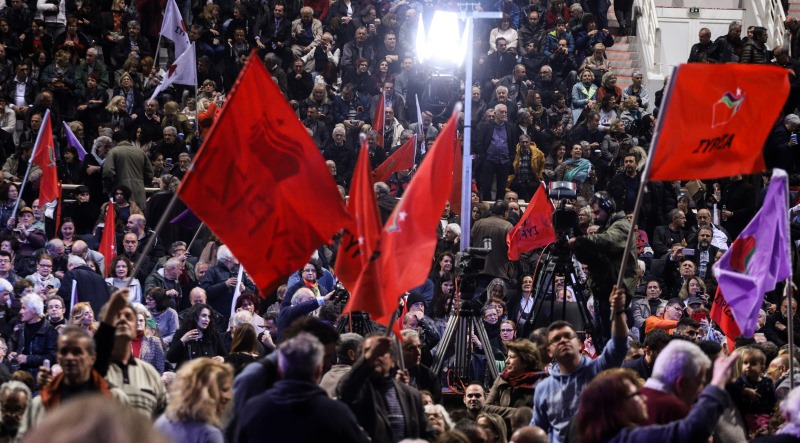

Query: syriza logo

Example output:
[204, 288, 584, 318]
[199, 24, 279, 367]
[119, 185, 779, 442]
[711, 88, 745, 129]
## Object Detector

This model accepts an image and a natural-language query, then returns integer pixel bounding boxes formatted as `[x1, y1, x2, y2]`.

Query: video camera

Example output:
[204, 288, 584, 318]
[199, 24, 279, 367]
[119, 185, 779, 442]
[453, 237, 492, 278]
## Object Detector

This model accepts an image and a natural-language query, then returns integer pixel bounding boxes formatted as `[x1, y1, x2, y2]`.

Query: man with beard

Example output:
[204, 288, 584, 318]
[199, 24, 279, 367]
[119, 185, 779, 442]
[689, 227, 720, 295]
[519, 10, 547, 56]
[533, 65, 566, 109]
[608, 154, 644, 218]
[567, 192, 637, 340]
[652, 209, 687, 259]
[400, 329, 441, 404]
[687, 208, 730, 251]
[337, 335, 433, 442]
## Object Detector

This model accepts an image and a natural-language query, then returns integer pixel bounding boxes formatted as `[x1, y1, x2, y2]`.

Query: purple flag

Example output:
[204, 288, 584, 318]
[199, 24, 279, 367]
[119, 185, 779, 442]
[63, 122, 88, 161]
[170, 208, 202, 230]
[712, 168, 791, 336]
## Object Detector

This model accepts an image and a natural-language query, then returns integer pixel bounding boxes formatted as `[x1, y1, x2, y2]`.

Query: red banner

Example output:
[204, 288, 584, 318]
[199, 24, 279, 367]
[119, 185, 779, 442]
[710, 287, 741, 351]
[372, 135, 416, 183]
[506, 186, 555, 260]
[649, 64, 788, 181]
[99, 199, 116, 275]
[32, 110, 59, 204]
[178, 51, 351, 293]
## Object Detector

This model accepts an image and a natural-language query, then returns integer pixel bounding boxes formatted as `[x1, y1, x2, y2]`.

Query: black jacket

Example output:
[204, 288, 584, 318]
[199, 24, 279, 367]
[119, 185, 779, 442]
[57, 265, 111, 315]
[198, 264, 256, 318]
[337, 358, 435, 443]
[474, 120, 517, 168]
[11, 319, 58, 382]
[237, 379, 370, 443]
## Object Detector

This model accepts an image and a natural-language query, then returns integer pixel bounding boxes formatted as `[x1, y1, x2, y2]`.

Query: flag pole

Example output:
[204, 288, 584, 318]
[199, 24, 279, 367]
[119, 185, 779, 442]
[188, 221, 205, 250]
[611, 68, 678, 319]
[785, 174, 795, 389]
[125, 190, 182, 288]
[383, 295, 406, 371]
[13, 109, 51, 221]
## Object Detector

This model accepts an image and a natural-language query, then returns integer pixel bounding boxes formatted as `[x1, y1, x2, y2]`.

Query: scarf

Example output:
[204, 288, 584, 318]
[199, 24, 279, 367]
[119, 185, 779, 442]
[529, 104, 545, 121]
[40, 370, 113, 410]
[563, 158, 591, 184]
[579, 82, 597, 99]
[304, 279, 320, 297]
[501, 369, 540, 388]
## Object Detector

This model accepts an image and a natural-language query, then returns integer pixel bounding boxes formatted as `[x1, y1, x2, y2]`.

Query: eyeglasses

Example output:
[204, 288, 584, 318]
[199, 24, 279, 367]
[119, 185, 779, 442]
[549, 332, 577, 344]
[500, 328, 514, 332]
[669, 305, 684, 312]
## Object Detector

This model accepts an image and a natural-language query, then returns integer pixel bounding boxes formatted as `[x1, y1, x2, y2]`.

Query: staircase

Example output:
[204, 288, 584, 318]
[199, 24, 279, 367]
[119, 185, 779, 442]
[606, 5, 639, 89]
[790, 0, 800, 17]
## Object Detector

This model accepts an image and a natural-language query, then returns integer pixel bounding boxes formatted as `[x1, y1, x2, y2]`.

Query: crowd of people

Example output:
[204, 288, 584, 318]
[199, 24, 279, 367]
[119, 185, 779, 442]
[0, 0, 798, 441]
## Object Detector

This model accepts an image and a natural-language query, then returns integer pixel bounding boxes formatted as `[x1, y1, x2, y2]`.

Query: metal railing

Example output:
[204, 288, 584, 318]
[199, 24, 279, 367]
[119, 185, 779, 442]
[634, 0, 664, 78]
[745, 0, 786, 46]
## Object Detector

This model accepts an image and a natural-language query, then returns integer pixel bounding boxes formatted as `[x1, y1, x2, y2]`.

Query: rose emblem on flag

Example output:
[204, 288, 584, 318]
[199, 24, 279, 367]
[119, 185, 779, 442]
[728, 235, 756, 273]
[711, 89, 745, 128]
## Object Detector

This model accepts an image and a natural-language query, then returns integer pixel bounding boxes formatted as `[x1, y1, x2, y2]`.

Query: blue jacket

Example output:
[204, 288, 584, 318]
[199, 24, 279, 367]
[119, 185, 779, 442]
[532, 335, 628, 443]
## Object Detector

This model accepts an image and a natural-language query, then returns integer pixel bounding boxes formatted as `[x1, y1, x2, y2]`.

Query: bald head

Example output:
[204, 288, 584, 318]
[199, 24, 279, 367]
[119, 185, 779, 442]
[71, 240, 88, 257]
[189, 287, 207, 305]
[126, 214, 146, 235]
[510, 426, 549, 443]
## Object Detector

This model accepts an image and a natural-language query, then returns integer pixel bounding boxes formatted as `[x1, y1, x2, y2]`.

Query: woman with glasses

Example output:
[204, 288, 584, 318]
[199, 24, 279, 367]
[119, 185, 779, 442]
[25, 253, 60, 297]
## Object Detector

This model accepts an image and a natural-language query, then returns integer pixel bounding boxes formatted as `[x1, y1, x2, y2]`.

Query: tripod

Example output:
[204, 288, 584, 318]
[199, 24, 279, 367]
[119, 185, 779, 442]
[336, 312, 377, 337]
[522, 247, 595, 339]
[431, 300, 499, 382]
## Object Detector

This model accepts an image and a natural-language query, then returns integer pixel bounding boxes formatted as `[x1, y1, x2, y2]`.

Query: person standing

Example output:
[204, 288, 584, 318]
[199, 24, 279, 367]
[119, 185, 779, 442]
[102, 130, 154, 209]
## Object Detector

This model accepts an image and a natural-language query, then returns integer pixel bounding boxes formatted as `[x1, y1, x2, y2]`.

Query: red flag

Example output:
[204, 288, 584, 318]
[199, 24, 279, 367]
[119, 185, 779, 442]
[649, 64, 788, 181]
[336, 140, 384, 315]
[178, 51, 351, 293]
[506, 186, 556, 260]
[376, 110, 458, 315]
[710, 287, 741, 351]
[99, 199, 116, 275]
[373, 92, 385, 147]
[448, 137, 463, 216]
[372, 135, 416, 183]
[31, 110, 59, 204]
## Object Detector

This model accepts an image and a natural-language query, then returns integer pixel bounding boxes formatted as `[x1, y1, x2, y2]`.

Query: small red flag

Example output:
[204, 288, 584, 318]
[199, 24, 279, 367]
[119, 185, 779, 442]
[31, 110, 59, 204]
[448, 137, 463, 216]
[377, 110, 457, 312]
[710, 286, 741, 351]
[99, 199, 116, 275]
[506, 186, 556, 260]
[373, 92, 385, 147]
[337, 140, 384, 315]
[372, 135, 416, 183]
[178, 51, 351, 293]
[649, 64, 788, 181]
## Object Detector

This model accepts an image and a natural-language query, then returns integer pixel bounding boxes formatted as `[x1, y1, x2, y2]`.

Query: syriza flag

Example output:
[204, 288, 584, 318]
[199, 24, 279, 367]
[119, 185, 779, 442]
[160, 0, 190, 56]
[149, 43, 197, 101]
[648, 64, 788, 181]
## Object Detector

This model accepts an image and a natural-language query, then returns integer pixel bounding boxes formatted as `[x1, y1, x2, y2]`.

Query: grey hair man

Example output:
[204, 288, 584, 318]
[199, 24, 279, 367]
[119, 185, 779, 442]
[640, 340, 712, 424]
[235, 333, 370, 442]
[320, 332, 364, 397]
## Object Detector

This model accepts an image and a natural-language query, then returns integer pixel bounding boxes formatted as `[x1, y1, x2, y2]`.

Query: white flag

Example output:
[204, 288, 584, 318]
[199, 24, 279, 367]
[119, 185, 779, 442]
[160, 0, 191, 57]
[230, 265, 245, 318]
[150, 43, 197, 101]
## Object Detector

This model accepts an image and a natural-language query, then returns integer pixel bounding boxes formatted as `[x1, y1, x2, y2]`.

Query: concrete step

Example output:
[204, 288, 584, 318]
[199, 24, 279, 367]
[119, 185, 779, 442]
[609, 58, 636, 68]
[606, 49, 638, 59]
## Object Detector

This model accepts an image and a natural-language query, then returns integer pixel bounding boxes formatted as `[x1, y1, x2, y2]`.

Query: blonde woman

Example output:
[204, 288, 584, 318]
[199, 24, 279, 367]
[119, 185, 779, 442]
[132, 303, 166, 374]
[154, 358, 233, 443]
[70, 302, 98, 336]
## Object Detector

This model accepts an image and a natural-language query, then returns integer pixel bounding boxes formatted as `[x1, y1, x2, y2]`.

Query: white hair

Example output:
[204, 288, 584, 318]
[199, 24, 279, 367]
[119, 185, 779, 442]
[67, 255, 86, 268]
[445, 223, 461, 237]
[651, 340, 711, 388]
[781, 385, 800, 423]
[0, 278, 12, 294]
[231, 309, 254, 328]
[216, 245, 234, 264]
[637, 259, 646, 273]
[291, 288, 315, 306]
[424, 404, 454, 430]
[20, 294, 44, 317]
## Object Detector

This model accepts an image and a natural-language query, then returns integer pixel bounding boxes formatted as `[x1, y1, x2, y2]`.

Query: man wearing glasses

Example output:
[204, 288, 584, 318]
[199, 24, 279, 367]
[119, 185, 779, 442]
[644, 298, 685, 336]
[532, 286, 629, 443]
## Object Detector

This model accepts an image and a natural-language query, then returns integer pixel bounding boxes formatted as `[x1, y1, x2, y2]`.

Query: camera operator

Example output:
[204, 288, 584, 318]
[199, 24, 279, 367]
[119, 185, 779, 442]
[567, 191, 637, 342]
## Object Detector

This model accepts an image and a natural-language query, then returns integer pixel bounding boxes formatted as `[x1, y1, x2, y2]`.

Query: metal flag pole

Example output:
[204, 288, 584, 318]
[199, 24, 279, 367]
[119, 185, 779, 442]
[785, 173, 795, 389]
[456, 5, 502, 251]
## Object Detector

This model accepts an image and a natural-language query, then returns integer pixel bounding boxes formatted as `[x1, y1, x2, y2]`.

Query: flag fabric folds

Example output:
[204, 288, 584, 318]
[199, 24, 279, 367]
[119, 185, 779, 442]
[372, 135, 415, 183]
[160, 0, 191, 56]
[339, 141, 386, 316]
[649, 64, 788, 181]
[712, 168, 791, 337]
[32, 110, 59, 204]
[710, 286, 741, 350]
[506, 185, 556, 260]
[177, 51, 351, 294]
[99, 199, 116, 275]
[149, 43, 197, 101]
[375, 110, 458, 318]
[62, 122, 88, 160]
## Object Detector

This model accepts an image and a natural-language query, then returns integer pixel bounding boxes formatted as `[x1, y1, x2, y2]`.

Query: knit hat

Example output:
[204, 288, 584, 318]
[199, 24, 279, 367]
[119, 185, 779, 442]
[406, 292, 426, 308]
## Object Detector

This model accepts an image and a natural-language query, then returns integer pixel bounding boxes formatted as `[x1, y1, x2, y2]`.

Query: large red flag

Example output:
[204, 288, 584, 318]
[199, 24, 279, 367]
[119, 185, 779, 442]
[649, 64, 788, 181]
[336, 140, 383, 304]
[99, 199, 116, 275]
[376, 110, 458, 315]
[31, 110, 59, 204]
[372, 135, 416, 183]
[373, 92, 385, 147]
[178, 51, 351, 293]
[448, 137, 463, 216]
[506, 186, 556, 259]
[710, 287, 741, 351]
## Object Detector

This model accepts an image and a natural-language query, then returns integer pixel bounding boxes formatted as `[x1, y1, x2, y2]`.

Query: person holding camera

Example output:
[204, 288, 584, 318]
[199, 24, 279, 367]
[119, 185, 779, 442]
[567, 192, 637, 342]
